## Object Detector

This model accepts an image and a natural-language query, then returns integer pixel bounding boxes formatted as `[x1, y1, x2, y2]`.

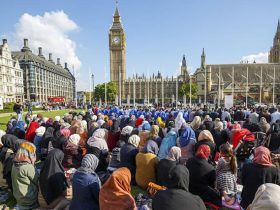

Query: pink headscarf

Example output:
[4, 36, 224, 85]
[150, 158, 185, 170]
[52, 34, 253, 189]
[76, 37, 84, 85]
[60, 128, 71, 138]
[253, 146, 274, 167]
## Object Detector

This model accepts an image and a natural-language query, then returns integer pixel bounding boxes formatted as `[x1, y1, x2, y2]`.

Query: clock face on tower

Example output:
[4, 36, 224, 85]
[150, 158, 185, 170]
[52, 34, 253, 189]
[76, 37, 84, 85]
[112, 36, 120, 45]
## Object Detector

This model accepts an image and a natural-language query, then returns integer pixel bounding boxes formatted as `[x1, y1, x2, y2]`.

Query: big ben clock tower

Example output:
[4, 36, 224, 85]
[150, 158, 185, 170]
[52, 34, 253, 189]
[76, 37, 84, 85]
[109, 5, 126, 98]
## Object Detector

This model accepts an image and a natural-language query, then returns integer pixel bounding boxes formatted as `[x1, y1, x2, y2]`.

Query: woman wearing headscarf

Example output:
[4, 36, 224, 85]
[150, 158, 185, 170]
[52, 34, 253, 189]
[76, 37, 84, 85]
[87, 129, 109, 172]
[107, 118, 120, 152]
[247, 183, 280, 210]
[0, 134, 24, 191]
[266, 123, 280, 151]
[153, 165, 206, 210]
[241, 146, 280, 209]
[138, 122, 151, 151]
[186, 144, 221, 206]
[120, 135, 140, 184]
[158, 130, 177, 160]
[136, 140, 159, 189]
[70, 154, 101, 210]
[34, 126, 46, 160]
[175, 112, 186, 132]
[99, 167, 136, 210]
[194, 130, 216, 165]
[259, 117, 270, 134]
[25, 120, 39, 142]
[190, 116, 202, 140]
[63, 134, 83, 168]
[39, 149, 70, 209]
[11, 142, 38, 210]
[149, 125, 162, 147]
[157, 146, 181, 186]
[40, 126, 55, 160]
[13, 121, 26, 139]
[88, 121, 99, 137]
[118, 125, 134, 146]
[77, 125, 88, 156]
[177, 127, 196, 163]
[211, 121, 229, 149]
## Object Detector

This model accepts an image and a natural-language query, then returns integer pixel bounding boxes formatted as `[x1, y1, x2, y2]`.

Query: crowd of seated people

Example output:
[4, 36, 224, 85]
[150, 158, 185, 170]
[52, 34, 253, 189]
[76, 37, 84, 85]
[0, 104, 280, 210]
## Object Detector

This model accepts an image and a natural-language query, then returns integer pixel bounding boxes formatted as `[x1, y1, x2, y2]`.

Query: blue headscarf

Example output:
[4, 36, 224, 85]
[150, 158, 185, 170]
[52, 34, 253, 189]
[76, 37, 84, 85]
[179, 127, 196, 147]
[158, 130, 177, 160]
[143, 140, 159, 155]
[16, 121, 25, 131]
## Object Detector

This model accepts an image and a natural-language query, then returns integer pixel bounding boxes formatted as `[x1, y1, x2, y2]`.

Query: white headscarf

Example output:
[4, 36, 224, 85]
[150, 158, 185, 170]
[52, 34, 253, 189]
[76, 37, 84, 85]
[87, 129, 108, 151]
[69, 134, 81, 146]
[175, 112, 186, 131]
[248, 183, 280, 210]
[35, 126, 46, 137]
[121, 125, 134, 136]
[55, 116, 61, 122]
[128, 135, 140, 148]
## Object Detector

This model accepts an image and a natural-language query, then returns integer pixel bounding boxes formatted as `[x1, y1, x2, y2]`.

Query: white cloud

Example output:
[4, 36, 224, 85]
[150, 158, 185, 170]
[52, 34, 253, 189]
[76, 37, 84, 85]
[14, 11, 81, 69]
[240, 52, 268, 64]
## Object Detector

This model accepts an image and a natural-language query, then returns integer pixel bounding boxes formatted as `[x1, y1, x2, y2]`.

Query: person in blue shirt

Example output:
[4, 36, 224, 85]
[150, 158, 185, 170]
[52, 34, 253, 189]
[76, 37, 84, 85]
[70, 154, 101, 210]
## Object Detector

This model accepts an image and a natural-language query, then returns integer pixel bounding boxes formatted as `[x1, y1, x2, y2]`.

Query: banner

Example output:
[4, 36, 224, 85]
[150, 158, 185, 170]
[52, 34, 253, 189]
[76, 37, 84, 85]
[0, 97, 3, 110]
[224, 95, 233, 109]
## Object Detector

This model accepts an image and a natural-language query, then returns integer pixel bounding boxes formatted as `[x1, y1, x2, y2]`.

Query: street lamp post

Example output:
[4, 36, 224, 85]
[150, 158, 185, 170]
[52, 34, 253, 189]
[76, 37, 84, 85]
[189, 75, 192, 107]
[255, 66, 263, 105]
[91, 73, 94, 105]
[175, 75, 178, 109]
[204, 66, 207, 105]
[267, 66, 276, 106]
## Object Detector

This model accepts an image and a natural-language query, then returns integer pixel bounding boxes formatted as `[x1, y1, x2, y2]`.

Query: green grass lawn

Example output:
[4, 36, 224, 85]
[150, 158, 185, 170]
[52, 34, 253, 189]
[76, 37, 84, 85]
[0, 109, 86, 130]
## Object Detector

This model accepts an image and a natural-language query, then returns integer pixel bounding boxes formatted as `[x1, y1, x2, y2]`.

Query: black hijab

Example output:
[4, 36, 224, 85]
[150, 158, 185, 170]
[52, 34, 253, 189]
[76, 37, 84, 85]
[41, 127, 55, 149]
[39, 149, 68, 204]
[153, 165, 206, 210]
[168, 165, 189, 190]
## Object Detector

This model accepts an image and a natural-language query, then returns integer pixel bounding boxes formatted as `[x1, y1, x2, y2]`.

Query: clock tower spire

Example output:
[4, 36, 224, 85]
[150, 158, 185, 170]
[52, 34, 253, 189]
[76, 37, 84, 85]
[109, 3, 126, 98]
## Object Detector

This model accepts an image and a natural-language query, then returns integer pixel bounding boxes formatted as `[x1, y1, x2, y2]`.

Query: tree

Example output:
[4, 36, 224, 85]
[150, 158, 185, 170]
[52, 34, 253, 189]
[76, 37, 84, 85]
[179, 83, 198, 99]
[94, 81, 117, 102]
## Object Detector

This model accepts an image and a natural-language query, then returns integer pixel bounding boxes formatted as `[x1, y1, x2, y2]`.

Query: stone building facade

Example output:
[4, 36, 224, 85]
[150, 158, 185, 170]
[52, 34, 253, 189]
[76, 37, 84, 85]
[12, 39, 75, 103]
[194, 21, 280, 105]
[123, 55, 190, 105]
[0, 39, 24, 103]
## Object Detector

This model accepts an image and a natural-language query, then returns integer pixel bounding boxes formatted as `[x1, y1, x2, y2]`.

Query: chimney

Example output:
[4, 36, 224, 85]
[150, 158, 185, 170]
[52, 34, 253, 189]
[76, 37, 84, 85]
[48, 53, 53, 61]
[57, 58, 60, 65]
[2, 39, 7, 45]
[38, 47, 42, 56]
[24, 39, 28, 48]
[64, 62, 68, 69]
[21, 38, 31, 52]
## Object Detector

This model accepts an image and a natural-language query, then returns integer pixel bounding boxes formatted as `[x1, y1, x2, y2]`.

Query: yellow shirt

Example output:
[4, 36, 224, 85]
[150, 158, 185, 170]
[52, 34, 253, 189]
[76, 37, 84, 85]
[135, 152, 158, 189]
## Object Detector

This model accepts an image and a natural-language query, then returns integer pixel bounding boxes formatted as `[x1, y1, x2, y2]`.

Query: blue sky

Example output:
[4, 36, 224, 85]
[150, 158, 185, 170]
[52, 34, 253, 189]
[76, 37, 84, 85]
[1, 0, 279, 91]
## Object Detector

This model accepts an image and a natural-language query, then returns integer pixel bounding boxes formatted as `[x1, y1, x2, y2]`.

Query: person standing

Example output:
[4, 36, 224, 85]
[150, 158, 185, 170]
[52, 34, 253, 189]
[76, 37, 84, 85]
[13, 101, 23, 121]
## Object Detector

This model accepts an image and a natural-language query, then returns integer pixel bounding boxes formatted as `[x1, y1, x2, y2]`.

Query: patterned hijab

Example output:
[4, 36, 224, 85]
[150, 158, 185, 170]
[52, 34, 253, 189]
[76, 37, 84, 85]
[14, 142, 36, 166]
[78, 154, 99, 175]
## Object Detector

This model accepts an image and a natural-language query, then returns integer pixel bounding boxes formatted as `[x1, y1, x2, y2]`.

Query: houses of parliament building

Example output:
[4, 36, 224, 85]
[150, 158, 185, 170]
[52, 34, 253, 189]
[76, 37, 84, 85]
[109, 5, 280, 105]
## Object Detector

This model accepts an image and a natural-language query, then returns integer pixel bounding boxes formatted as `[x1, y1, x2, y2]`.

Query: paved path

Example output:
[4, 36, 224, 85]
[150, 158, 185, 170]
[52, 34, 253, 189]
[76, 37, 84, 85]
[0, 110, 44, 117]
